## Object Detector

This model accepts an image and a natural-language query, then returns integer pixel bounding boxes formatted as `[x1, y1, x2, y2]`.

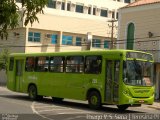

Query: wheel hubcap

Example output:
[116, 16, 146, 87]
[91, 96, 98, 105]
[30, 87, 35, 98]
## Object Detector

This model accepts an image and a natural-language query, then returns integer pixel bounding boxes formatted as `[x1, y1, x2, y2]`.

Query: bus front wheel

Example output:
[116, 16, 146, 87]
[28, 85, 37, 100]
[88, 91, 101, 109]
[117, 104, 129, 111]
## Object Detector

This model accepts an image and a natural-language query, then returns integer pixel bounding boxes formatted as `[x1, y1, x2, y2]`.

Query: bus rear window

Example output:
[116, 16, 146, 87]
[9, 57, 14, 71]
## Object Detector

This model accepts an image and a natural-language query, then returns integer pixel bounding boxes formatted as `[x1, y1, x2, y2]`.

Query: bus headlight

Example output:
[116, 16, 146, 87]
[123, 90, 130, 96]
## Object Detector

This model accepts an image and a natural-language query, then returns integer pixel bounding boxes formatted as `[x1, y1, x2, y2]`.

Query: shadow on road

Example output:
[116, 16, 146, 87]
[0, 94, 144, 114]
[0, 94, 30, 101]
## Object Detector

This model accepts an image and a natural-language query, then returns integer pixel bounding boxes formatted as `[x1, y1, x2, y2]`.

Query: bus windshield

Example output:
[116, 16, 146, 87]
[123, 60, 153, 86]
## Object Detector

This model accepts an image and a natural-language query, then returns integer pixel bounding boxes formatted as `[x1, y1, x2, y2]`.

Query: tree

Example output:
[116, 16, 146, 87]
[0, 0, 48, 39]
[0, 48, 9, 71]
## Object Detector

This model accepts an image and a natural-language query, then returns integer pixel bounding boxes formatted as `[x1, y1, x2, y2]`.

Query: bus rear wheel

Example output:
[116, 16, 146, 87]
[117, 104, 129, 111]
[88, 91, 101, 109]
[28, 85, 37, 100]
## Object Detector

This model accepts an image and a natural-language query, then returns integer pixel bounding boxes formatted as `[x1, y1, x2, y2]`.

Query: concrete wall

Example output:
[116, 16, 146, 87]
[118, 3, 160, 62]
[0, 28, 26, 53]
[0, 70, 7, 86]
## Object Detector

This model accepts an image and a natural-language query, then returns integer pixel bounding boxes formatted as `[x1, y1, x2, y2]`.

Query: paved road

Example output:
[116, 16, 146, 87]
[0, 86, 160, 120]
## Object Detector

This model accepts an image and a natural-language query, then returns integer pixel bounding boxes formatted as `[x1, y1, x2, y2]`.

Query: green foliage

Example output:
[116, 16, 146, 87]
[0, 0, 48, 39]
[0, 48, 10, 70]
[22, 0, 48, 26]
[0, 0, 19, 39]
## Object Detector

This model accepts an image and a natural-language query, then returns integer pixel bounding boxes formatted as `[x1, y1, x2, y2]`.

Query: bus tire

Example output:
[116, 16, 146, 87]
[88, 91, 101, 109]
[37, 95, 43, 100]
[28, 85, 38, 100]
[117, 104, 129, 111]
[52, 97, 64, 103]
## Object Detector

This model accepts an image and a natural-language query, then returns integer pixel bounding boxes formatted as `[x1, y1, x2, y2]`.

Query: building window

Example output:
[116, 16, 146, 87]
[93, 7, 96, 15]
[116, 12, 118, 19]
[28, 32, 41, 42]
[51, 34, 57, 44]
[67, 2, 71, 11]
[62, 35, 73, 45]
[76, 37, 82, 46]
[61, 1, 65, 10]
[47, 0, 56, 8]
[88, 6, 91, 14]
[92, 39, 101, 48]
[104, 40, 109, 48]
[125, 0, 131, 3]
[112, 11, 115, 19]
[76, 4, 83, 13]
[100, 9, 108, 17]
[127, 23, 135, 50]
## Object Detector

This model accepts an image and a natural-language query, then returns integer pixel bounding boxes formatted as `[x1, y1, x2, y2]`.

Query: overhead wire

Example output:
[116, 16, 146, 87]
[0, 38, 160, 47]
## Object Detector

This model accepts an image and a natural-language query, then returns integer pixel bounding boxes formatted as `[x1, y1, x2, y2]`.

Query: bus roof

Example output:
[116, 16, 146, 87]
[9, 49, 152, 57]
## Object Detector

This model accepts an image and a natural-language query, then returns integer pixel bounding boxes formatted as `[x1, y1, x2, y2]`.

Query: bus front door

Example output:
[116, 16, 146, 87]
[15, 60, 24, 92]
[105, 60, 120, 104]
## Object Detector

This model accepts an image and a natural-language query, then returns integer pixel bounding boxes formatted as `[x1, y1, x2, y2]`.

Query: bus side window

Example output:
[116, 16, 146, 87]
[50, 56, 64, 72]
[35, 57, 49, 72]
[85, 56, 102, 74]
[25, 57, 35, 72]
[66, 56, 84, 73]
[9, 57, 14, 71]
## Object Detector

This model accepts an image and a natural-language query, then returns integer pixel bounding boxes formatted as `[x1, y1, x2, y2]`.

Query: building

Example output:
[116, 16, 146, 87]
[0, 0, 133, 53]
[118, 0, 160, 100]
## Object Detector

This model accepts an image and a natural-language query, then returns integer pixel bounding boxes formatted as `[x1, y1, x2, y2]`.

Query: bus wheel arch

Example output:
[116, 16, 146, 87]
[87, 88, 102, 109]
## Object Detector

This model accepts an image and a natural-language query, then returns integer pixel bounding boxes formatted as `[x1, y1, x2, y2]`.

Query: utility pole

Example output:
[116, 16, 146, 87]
[108, 19, 118, 49]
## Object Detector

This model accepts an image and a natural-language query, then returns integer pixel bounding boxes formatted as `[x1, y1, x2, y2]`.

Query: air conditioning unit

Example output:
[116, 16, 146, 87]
[45, 34, 52, 38]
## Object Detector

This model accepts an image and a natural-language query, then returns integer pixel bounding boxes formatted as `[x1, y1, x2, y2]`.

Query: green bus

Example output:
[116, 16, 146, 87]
[7, 50, 155, 110]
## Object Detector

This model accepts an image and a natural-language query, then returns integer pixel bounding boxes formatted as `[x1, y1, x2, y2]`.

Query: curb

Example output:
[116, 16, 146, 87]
[147, 106, 160, 110]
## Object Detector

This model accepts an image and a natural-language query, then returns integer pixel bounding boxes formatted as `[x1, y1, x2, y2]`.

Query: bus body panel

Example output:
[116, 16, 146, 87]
[37, 72, 86, 100]
[7, 57, 25, 93]
[119, 83, 154, 105]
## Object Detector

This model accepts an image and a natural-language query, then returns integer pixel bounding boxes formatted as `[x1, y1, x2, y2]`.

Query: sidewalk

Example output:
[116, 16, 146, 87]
[143, 101, 160, 110]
